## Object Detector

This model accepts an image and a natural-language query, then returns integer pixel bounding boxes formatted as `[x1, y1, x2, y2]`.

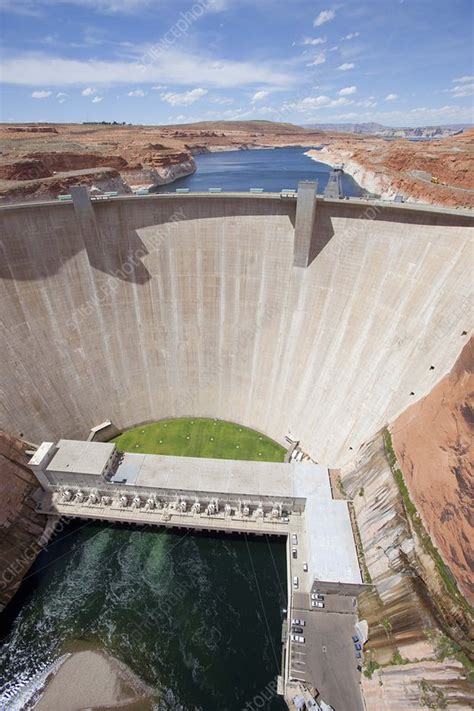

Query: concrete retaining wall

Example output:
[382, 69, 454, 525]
[0, 195, 472, 466]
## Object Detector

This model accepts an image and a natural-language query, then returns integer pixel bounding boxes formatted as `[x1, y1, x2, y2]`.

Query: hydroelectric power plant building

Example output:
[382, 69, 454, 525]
[30, 438, 364, 594]
[30, 434, 365, 707]
[1, 182, 472, 710]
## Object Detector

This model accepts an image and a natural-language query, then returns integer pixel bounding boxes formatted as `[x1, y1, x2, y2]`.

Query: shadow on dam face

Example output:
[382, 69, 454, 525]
[0, 195, 472, 467]
[0, 196, 297, 283]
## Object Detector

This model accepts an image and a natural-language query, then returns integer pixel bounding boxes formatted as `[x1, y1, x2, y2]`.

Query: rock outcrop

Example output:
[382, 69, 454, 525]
[340, 431, 473, 707]
[0, 167, 132, 203]
[0, 160, 53, 181]
[362, 660, 473, 709]
[392, 338, 473, 605]
[0, 120, 325, 201]
[0, 432, 47, 611]
[24, 151, 129, 172]
[307, 128, 474, 207]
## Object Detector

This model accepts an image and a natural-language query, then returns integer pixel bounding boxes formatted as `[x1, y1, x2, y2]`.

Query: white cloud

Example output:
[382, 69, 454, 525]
[452, 75, 473, 83]
[314, 9, 335, 27]
[56, 91, 67, 97]
[338, 63, 355, 71]
[151, 84, 166, 90]
[307, 52, 326, 66]
[342, 32, 360, 40]
[338, 85, 356, 96]
[330, 97, 352, 107]
[1, 50, 295, 89]
[288, 95, 353, 111]
[356, 99, 377, 108]
[81, 87, 97, 96]
[0, 0, 177, 15]
[161, 87, 208, 105]
[167, 114, 188, 122]
[210, 96, 234, 105]
[128, 88, 146, 96]
[302, 37, 326, 46]
[92, 95, 103, 103]
[326, 104, 473, 126]
[385, 93, 398, 101]
[251, 90, 270, 103]
[450, 83, 474, 98]
[31, 90, 52, 98]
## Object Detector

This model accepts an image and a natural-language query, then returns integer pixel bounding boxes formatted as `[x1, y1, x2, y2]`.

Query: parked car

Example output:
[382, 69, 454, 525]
[311, 600, 324, 609]
[293, 576, 299, 589]
[355, 652, 362, 659]
[291, 618, 305, 626]
[352, 635, 359, 643]
[292, 547, 297, 559]
[291, 634, 305, 644]
[291, 626, 304, 634]
[292, 533, 298, 545]
[355, 643, 362, 650]
[310, 593, 323, 600]
[303, 562, 308, 572]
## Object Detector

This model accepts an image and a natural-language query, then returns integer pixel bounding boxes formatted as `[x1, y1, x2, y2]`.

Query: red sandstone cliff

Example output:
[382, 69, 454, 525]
[313, 129, 474, 208]
[392, 338, 474, 603]
[0, 121, 324, 201]
[0, 432, 47, 610]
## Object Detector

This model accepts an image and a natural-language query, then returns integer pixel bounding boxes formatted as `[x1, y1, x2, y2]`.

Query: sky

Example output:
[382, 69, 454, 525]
[0, 0, 473, 127]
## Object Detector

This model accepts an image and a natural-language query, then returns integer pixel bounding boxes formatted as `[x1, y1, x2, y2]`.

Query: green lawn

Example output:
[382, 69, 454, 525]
[113, 418, 286, 463]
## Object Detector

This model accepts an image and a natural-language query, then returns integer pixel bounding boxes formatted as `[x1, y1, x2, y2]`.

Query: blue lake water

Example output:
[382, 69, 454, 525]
[154, 146, 365, 196]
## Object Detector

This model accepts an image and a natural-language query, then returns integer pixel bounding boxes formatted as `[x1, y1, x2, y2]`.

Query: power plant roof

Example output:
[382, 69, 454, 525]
[46, 439, 115, 477]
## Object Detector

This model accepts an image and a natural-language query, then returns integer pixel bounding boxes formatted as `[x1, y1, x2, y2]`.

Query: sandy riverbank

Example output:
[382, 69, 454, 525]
[34, 650, 155, 711]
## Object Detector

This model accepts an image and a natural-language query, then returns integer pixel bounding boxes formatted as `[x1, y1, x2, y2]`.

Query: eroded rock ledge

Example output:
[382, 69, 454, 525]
[0, 432, 47, 611]
[340, 431, 473, 709]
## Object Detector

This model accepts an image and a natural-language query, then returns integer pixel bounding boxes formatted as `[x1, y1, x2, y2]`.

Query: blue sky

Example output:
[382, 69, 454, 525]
[0, 0, 473, 126]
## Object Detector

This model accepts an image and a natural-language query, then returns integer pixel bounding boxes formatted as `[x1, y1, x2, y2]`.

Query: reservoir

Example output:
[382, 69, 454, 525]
[154, 146, 365, 196]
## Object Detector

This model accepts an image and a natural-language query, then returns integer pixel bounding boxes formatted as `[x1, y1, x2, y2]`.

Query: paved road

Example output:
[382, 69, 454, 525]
[408, 170, 474, 194]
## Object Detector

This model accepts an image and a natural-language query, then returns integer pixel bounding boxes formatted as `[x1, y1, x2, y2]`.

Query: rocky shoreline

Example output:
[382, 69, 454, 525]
[306, 128, 474, 208]
[0, 121, 328, 202]
[305, 147, 396, 200]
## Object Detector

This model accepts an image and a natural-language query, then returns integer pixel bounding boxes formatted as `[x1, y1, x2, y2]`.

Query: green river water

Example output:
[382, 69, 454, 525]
[0, 519, 288, 710]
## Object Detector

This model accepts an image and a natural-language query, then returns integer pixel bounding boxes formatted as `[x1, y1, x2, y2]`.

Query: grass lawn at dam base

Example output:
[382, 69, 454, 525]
[113, 418, 286, 462]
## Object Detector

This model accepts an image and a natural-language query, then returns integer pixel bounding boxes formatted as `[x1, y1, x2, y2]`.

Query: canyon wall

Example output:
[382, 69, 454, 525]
[0, 433, 47, 611]
[362, 660, 473, 710]
[310, 128, 474, 208]
[0, 168, 133, 204]
[392, 338, 473, 604]
[340, 432, 473, 708]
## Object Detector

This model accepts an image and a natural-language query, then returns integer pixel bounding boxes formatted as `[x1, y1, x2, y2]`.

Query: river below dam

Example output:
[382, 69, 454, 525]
[154, 146, 365, 196]
[0, 520, 287, 710]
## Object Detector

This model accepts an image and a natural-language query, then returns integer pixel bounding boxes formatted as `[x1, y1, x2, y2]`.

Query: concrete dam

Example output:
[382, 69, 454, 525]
[1, 187, 473, 710]
[0, 191, 472, 467]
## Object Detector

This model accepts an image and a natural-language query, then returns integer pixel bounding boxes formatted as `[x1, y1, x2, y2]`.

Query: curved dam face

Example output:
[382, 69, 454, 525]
[0, 195, 472, 466]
